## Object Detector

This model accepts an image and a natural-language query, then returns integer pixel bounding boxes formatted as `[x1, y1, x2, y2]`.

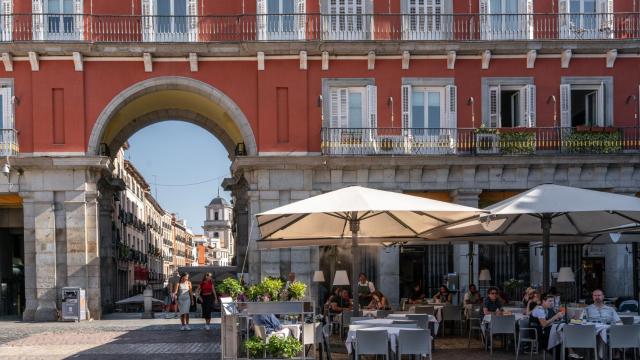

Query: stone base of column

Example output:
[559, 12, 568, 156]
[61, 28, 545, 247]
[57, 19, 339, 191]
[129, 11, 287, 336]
[22, 308, 36, 321]
[34, 307, 58, 322]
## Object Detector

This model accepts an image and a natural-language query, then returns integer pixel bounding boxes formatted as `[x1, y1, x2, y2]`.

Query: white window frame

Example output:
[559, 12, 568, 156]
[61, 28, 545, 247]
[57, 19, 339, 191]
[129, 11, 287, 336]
[141, 0, 198, 42]
[483, 78, 536, 128]
[33, 0, 83, 41]
[323, 0, 372, 40]
[0, 81, 15, 157]
[409, 87, 446, 129]
[560, 83, 606, 127]
[257, 0, 306, 40]
[559, 0, 613, 39]
[402, 0, 451, 40]
[479, 0, 533, 40]
[1, 0, 12, 42]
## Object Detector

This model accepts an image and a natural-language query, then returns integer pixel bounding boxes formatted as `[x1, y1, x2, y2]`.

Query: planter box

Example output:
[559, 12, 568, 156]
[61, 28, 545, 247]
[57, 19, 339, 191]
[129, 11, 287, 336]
[475, 133, 500, 154]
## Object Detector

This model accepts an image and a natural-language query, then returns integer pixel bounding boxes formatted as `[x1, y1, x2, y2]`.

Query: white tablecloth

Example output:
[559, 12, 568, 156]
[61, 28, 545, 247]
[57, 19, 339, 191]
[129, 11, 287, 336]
[547, 323, 610, 350]
[345, 326, 425, 354]
[354, 318, 415, 326]
[387, 313, 440, 335]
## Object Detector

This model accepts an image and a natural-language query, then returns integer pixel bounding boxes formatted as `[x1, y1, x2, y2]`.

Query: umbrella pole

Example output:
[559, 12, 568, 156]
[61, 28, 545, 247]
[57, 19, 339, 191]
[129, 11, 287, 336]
[350, 212, 360, 316]
[542, 214, 552, 292]
[468, 241, 474, 287]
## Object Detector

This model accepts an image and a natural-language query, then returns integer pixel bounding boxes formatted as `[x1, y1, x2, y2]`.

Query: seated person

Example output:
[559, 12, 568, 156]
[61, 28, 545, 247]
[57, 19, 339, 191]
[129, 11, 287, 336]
[522, 287, 535, 307]
[524, 291, 541, 316]
[529, 294, 565, 351]
[253, 314, 291, 338]
[483, 287, 504, 315]
[330, 289, 352, 314]
[463, 284, 483, 318]
[367, 291, 391, 310]
[582, 289, 621, 324]
[432, 285, 453, 304]
[408, 283, 426, 304]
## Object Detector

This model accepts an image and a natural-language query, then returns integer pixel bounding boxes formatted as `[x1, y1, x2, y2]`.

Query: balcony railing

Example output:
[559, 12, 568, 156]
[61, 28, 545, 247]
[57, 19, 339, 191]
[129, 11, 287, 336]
[0, 129, 18, 157]
[321, 127, 640, 156]
[1, 13, 639, 42]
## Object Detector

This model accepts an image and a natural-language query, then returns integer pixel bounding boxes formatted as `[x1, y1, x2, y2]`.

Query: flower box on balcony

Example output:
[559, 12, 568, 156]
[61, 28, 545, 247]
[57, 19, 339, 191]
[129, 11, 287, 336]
[474, 128, 500, 155]
[499, 130, 536, 155]
[565, 128, 622, 154]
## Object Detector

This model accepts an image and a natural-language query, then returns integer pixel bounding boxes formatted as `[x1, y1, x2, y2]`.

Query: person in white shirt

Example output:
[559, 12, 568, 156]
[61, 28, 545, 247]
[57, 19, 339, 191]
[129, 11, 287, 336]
[582, 289, 621, 324]
[530, 295, 565, 351]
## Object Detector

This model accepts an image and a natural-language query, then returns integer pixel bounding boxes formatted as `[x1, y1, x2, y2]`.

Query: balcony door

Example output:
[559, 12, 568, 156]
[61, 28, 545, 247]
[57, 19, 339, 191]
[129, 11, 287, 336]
[141, 0, 198, 42]
[32, 0, 83, 40]
[327, 85, 378, 154]
[559, 0, 613, 39]
[488, 85, 536, 128]
[480, 0, 533, 40]
[0, 0, 12, 42]
[0, 85, 14, 156]
[257, 0, 306, 40]
[560, 83, 605, 127]
[325, 0, 370, 40]
[403, 0, 451, 40]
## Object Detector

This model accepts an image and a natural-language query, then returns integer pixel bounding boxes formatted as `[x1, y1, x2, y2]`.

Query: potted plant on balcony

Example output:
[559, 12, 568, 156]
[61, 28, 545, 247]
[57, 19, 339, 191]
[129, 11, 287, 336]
[565, 126, 622, 154]
[474, 125, 500, 154]
[266, 335, 303, 359]
[499, 128, 537, 155]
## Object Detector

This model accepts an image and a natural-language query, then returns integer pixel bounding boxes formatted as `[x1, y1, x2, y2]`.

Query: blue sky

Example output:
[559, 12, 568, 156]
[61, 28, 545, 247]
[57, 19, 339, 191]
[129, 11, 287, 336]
[126, 121, 231, 235]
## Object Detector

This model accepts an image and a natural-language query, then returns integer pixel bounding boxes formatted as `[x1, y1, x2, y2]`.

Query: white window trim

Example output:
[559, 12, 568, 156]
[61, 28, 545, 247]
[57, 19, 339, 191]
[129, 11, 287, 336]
[560, 76, 613, 127]
[401, 0, 452, 40]
[479, 0, 533, 40]
[257, 0, 306, 41]
[141, 0, 198, 42]
[482, 77, 536, 128]
[409, 87, 446, 129]
[33, 0, 84, 41]
[322, 0, 373, 40]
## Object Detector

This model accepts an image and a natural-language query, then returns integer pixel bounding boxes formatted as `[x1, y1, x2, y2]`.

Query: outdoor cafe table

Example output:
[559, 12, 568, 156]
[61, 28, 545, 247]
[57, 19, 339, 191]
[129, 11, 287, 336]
[353, 318, 417, 326]
[387, 313, 440, 335]
[345, 326, 424, 354]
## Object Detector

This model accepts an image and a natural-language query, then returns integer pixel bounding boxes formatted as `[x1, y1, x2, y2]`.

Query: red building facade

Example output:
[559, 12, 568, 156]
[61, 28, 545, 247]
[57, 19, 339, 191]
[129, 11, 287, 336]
[0, 0, 639, 319]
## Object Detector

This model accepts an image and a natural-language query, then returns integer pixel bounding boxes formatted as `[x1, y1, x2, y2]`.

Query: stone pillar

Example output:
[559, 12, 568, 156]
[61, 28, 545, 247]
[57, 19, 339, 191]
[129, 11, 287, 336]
[450, 189, 482, 295]
[377, 247, 399, 307]
[605, 188, 639, 297]
[247, 191, 262, 284]
[85, 190, 102, 319]
[98, 185, 116, 313]
[23, 191, 59, 321]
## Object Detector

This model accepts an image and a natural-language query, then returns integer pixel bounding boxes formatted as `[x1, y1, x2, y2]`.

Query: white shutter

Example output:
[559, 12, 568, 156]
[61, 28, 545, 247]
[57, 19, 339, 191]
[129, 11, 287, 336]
[597, 82, 605, 126]
[295, 0, 306, 40]
[560, 84, 571, 127]
[527, 84, 536, 127]
[330, 88, 340, 128]
[187, 0, 198, 41]
[366, 85, 378, 141]
[73, 0, 83, 37]
[519, 86, 528, 127]
[520, 0, 533, 39]
[445, 85, 457, 129]
[558, 0, 569, 37]
[1, 0, 12, 41]
[401, 84, 412, 129]
[141, 0, 155, 42]
[597, 0, 614, 38]
[479, 0, 489, 40]
[32, 0, 44, 41]
[0, 86, 12, 130]
[401, 0, 409, 39]
[256, 0, 267, 40]
[339, 88, 348, 128]
[489, 85, 500, 127]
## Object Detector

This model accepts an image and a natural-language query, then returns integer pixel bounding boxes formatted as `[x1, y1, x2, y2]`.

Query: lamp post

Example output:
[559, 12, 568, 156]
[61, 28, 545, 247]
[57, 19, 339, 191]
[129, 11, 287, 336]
[479, 269, 492, 298]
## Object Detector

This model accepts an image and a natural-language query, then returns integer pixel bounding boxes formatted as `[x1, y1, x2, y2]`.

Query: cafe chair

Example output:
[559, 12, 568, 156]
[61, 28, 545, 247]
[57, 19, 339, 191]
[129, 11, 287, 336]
[375, 309, 391, 318]
[488, 314, 516, 356]
[354, 329, 389, 360]
[415, 305, 436, 316]
[321, 323, 333, 360]
[397, 329, 432, 360]
[468, 305, 485, 349]
[561, 325, 597, 360]
[442, 305, 464, 336]
[407, 314, 430, 330]
[516, 317, 538, 360]
[608, 325, 640, 360]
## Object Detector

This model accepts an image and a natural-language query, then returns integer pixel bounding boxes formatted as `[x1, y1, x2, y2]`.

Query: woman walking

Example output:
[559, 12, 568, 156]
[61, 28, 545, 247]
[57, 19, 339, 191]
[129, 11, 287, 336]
[195, 272, 217, 331]
[174, 272, 195, 331]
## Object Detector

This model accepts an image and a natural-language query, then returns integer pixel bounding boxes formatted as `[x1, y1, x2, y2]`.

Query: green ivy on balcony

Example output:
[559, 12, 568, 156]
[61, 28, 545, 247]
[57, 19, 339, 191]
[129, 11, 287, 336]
[565, 127, 622, 154]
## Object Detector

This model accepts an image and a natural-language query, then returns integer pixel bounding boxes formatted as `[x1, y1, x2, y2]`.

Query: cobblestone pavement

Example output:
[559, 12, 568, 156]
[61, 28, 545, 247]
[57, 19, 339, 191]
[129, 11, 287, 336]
[0, 313, 221, 360]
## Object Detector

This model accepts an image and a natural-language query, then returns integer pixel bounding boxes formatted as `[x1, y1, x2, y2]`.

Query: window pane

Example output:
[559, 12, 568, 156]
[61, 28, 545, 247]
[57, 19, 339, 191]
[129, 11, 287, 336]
[49, 0, 61, 13]
[348, 92, 363, 128]
[174, 0, 187, 33]
[427, 92, 441, 129]
[490, 0, 501, 13]
[411, 91, 425, 129]
[268, 0, 281, 32]
[584, 0, 596, 13]
[63, 0, 73, 14]
[157, 0, 171, 33]
[282, 0, 295, 32]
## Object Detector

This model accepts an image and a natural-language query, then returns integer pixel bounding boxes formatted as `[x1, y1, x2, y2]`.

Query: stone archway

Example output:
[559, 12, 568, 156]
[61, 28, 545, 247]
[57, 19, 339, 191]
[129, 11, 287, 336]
[87, 76, 257, 156]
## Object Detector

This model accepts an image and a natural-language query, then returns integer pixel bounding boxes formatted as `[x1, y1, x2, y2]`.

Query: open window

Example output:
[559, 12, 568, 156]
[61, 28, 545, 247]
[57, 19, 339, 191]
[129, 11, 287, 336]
[324, 0, 371, 40]
[559, 0, 613, 39]
[560, 83, 606, 127]
[327, 85, 377, 153]
[479, 0, 533, 40]
[141, 0, 198, 42]
[488, 84, 536, 128]
[257, 0, 306, 40]
[32, 0, 83, 41]
[402, 0, 451, 40]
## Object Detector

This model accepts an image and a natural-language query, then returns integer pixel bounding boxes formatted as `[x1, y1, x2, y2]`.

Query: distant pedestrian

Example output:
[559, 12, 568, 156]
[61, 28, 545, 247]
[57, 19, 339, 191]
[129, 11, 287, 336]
[166, 271, 180, 318]
[174, 272, 194, 331]
[195, 272, 217, 331]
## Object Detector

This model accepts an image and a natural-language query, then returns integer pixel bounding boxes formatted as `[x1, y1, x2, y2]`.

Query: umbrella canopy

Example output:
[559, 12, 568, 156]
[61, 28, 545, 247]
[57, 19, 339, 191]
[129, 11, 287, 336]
[256, 185, 484, 314]
[115, 294, 164, 305]
[420, 184, 640, 290]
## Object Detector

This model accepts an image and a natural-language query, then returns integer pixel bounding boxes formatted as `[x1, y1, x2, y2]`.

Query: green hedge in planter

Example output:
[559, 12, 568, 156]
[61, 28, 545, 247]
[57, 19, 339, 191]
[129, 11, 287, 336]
[244, 336, 302, 359]
[244, 337, 266, 358]
[500, 131, 536, 155]
[565, 130, 622, 154]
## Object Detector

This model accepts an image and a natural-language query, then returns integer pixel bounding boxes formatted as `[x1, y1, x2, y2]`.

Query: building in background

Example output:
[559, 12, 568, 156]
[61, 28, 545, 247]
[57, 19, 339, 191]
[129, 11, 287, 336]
[144, 192, 165, 298]
[203, 196, 235, 265]
[162, 212, 175, 277]
[193, 234, 209, 266]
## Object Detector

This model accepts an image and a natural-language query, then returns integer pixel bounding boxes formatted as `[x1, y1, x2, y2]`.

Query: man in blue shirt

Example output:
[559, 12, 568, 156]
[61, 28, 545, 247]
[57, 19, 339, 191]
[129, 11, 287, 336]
[582, 289, 621, 324]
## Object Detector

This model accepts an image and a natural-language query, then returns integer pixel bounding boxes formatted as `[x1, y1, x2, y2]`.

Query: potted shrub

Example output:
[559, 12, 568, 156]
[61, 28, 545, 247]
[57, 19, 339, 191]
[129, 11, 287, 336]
[565, 128, 622, 154]
[260, 277, 284, 302]
[499, 129, 536, 155]
[287, 281, 307, 301]
[266, 335, 303, 359]
[216, 277, 244, 300]
[244, 337, 266, 359]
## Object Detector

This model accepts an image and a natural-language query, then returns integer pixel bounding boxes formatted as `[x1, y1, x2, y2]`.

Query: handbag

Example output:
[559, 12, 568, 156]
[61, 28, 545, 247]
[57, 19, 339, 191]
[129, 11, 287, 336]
[197, 296, 203, 305]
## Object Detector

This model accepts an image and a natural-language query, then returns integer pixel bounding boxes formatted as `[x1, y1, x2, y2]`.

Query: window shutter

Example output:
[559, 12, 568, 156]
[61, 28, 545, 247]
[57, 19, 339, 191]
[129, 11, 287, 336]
[519, 86, 528, 127]
[295, 0, 306, 40]
[597, 82, 605, 126]
[445, 85, 457, 129]
[527, 84, 536, 127]
[32, 0, 44, 41]
[1, 86, 13, 131]
[479, 0, 489, 40]
[141, 0, 155, 42]
[366, 85, 378, 141]
[187, 0, 198, 41]
[560, 84, 571, 127]
[597, 0, 614, 38]
[256, 0, 267, 40]
[401, 0, 409, 39]
[489, 85, 500, 127]
[401, 84, 412, 129]
[73, 0, 83, 36]
[339, 88, 348, 128]
[1, 0, 12, 41]
[519, 0, 533, 39]
[330, 88, 349, 128]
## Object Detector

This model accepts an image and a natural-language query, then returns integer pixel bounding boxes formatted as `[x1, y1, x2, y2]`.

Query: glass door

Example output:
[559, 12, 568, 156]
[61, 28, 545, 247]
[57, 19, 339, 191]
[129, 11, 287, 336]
[156, 0, 188, 42]
[267, 0, 296, 40]
[46, 0, 76, 40]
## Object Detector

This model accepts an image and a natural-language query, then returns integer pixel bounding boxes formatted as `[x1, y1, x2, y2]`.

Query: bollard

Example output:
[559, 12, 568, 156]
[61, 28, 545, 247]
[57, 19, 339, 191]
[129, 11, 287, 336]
[142, 285, 154, 319]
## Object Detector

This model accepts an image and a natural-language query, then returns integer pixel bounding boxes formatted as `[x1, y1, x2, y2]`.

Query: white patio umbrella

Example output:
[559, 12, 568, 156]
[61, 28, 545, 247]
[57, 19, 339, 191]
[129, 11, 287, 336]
[420, 184, 640, 291]
[256, 185, 484, 314]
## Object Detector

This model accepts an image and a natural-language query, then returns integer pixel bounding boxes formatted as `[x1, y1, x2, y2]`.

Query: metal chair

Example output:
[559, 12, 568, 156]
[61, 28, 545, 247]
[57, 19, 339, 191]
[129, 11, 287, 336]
[400, 298, 408, 311]
[516, 317, 538, 360]
[561, 325, 597, 360]
[375, 309, 391, 318]
[488, 315, 516, 356]
[397, 329, 432, 360]
[321, 323, 333, 360]
[442, 305, 464, 336]
[415, 305, 435, 316]
[608, 324, 640, 360]
[468, 305, 485, 349]
[407, 314, 430, 330]
[618, 300, 639, 313]
[354, 329, 389, 359]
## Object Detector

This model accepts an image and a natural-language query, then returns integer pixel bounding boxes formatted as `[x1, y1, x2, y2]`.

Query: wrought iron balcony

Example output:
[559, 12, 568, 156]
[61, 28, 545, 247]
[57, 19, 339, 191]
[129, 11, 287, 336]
[321, 126, 640, 156]
[1, 13, 638, 42]
[0, 129, 18, 157]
